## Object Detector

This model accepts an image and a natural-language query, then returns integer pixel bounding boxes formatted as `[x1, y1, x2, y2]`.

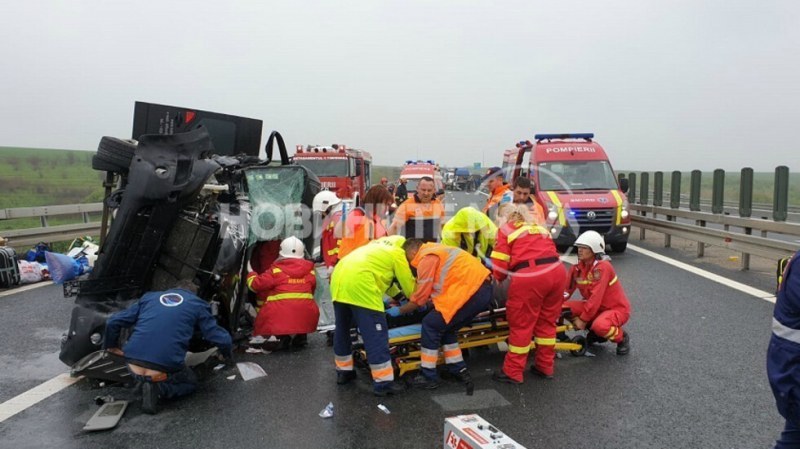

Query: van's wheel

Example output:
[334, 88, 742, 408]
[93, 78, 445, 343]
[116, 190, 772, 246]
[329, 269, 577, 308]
[569, 335, 587, 357]
[92, 136, 137, 174]
[613, 242, 628, 253]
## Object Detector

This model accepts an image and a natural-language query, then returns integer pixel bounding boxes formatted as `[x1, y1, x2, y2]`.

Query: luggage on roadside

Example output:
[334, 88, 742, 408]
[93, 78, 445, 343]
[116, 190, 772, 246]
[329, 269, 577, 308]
[0, 247, 21, 288]
[18, 260, 45, 284]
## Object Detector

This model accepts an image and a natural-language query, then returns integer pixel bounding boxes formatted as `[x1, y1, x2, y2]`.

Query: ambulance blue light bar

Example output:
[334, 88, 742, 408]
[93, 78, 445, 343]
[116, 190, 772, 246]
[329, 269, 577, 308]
[535, 133, 594, 141]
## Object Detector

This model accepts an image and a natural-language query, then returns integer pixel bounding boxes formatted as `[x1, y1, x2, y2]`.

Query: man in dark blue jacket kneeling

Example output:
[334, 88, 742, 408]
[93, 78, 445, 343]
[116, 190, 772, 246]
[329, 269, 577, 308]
[770, 251, 800, 448]
[103, 280, 233, 414]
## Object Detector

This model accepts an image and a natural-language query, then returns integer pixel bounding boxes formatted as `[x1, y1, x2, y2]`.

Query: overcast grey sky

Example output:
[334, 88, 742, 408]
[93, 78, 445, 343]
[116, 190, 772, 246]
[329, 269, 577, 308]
[1, 1, 798, 171]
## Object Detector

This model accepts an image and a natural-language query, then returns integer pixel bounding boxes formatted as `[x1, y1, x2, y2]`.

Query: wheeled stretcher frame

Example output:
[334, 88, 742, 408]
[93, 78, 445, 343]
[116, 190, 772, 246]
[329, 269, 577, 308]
[353, 307, 588, 379]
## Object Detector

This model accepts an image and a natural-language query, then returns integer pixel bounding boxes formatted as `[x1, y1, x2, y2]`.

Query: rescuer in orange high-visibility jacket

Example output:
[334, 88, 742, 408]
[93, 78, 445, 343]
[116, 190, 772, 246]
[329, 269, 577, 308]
[489, 204, 566, 384]
[564, 230, 631, 355]
[313, 191, 344, 273]
[336, 185, 395, 259]
[390, 240, 493, 390]
[247, 237, 318, 350]
[388, 177, 445, 243]
[481, 167, 513, 221]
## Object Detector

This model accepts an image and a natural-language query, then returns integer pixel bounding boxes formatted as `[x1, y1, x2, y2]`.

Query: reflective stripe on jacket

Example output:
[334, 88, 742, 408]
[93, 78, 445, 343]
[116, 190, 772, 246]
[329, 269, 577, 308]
[321, 210, 343, 268]
[769, 251, 800, 421]
[483, 184, 512, 217]
[564, 259, 631, 322]
[490, 220, 557, 282]
[441, 207, 498, 259]
[392, 196, 445, 242]
[330, 236, 416, 312]
[410, 243, 490, 324]
[247, 258, 317, 309]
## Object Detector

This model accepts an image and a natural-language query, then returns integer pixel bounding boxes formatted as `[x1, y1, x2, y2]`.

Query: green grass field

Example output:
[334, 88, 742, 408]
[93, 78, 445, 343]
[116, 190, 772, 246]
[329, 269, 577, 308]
[619, 170, 800, 207]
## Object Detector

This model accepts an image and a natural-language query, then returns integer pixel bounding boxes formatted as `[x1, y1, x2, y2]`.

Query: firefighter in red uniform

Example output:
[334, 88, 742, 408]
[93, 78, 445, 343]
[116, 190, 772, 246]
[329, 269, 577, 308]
[564, 230, 631, 355]
[246, 236, 319, 350]
[490, 204, 566, 384]
[313, 191, 344, 275]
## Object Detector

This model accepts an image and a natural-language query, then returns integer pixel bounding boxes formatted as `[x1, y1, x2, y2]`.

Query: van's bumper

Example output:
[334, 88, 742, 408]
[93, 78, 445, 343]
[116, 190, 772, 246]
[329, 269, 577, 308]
[553, 224, 631, 247]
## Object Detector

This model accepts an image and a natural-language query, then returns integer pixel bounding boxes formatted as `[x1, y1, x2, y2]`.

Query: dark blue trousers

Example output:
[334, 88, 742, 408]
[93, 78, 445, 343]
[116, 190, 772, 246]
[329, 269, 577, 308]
[776, 420, 800, 449]
[333, 302, 393, 386]
[130, 365, 197, 399]
[420, 282, 493, 379]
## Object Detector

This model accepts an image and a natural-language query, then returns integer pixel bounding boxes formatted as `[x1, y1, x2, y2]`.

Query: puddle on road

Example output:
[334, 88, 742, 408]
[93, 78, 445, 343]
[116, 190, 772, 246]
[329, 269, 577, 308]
[0, 352, 66, 381]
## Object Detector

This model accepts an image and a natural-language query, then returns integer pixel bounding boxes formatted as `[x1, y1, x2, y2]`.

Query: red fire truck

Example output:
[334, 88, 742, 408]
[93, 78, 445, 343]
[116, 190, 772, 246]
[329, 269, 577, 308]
[501, 133, 631, 252]
[293, 144, 372, 205]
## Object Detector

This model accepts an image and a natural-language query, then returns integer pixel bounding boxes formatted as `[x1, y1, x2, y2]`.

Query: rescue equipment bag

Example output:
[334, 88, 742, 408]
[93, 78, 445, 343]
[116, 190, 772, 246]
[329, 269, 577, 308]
[0, 247, 21, 288]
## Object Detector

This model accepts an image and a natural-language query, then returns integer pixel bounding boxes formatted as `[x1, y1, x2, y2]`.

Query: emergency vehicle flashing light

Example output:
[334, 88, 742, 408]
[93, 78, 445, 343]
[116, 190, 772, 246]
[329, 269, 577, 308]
[535, 133, 594, 141]
[516, 140, 533, 148]
[297, 144, 349, 154]
[404, 160, 437, 165]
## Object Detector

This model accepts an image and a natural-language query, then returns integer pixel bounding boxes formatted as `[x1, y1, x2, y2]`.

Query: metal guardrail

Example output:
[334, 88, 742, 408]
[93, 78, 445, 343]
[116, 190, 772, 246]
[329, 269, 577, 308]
[629, 204, 800, 270]
[0, 203, 103, 249]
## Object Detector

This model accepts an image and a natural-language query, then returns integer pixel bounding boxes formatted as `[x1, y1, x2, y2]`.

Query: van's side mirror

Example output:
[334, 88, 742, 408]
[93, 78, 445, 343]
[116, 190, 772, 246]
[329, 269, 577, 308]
[619, 178, 629, 194]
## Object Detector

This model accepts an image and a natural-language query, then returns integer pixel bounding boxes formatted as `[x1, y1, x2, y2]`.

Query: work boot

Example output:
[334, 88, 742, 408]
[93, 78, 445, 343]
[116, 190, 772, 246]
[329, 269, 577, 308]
[278, 336, 292, 351]
[411, 374, 441, 390]
[530, 366, 554, 380]
[373, 381, 406, 397]
[616, 332, 630, 356]
[141, 382, 160, 415]
[451, 367, 472, 384]
[291, 334, 308, 350]
[491, 370, 522, 385]
[336, 370, 356, 385]
[453, 368, 475, 396]
[586, 331, 605, 346]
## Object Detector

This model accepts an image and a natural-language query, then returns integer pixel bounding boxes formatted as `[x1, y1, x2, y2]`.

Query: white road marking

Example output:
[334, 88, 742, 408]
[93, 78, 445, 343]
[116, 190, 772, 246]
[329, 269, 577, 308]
[0, 373, 82, 423]
[628, 244, 776, 303]
[0, 281, 54, 299]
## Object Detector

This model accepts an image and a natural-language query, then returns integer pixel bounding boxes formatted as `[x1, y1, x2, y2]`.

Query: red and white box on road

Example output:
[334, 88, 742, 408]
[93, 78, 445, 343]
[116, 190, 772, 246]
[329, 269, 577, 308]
[443, 414, 525, 449]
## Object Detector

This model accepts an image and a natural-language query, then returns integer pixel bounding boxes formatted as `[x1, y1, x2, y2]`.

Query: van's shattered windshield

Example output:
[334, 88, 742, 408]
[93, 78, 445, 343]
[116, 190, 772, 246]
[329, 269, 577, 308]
[295, 159, 349, 177]
[536, 160, 618, 191]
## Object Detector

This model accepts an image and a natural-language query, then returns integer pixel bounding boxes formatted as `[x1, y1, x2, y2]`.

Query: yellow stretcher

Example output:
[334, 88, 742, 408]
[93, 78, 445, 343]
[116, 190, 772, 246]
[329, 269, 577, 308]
[353, 309, 588, 379]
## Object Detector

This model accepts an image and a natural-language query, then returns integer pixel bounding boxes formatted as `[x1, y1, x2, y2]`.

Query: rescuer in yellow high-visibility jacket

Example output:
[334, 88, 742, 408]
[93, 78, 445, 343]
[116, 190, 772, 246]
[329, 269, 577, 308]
[330, 236, 416, 396]
[441, 206, 498, 264]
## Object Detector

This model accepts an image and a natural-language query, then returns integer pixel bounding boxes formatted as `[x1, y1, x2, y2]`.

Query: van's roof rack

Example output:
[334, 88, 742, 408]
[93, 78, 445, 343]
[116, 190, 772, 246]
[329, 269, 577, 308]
[534, 133, 594, 142]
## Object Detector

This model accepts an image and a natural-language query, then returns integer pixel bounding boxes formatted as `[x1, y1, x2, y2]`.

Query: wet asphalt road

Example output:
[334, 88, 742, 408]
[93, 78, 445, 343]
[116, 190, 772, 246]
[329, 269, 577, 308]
[0, 191, 784, 448]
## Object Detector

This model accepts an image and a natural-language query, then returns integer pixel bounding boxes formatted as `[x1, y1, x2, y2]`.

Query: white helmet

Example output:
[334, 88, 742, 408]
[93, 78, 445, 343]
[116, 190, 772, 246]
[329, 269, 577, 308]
[574, 230, 605, 254]
[312, 190, 342, 213]
[279, 236, 306, 259]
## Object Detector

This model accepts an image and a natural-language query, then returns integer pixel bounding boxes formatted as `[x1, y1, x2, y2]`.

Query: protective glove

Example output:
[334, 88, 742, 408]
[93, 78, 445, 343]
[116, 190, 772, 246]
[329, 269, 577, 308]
[386, 306, 402, 318]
